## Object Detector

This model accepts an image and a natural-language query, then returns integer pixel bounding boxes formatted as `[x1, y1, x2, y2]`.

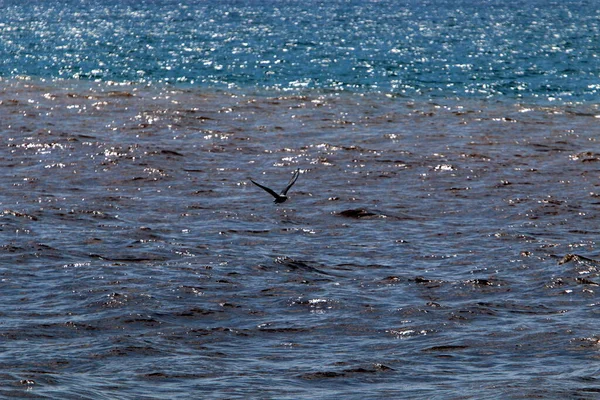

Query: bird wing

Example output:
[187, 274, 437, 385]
[280, 168, 300, 195]
[250, 179, 280, 199]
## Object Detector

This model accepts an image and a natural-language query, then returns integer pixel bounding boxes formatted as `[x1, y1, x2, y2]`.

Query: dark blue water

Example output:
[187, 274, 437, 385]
[1, 1, 600, 398]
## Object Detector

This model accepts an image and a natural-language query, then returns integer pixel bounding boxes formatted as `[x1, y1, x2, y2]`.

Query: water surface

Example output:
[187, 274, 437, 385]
[1, 0, 600, 398]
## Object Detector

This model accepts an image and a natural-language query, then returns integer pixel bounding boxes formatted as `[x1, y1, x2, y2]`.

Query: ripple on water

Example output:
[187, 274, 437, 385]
[1, 78, 600, 397]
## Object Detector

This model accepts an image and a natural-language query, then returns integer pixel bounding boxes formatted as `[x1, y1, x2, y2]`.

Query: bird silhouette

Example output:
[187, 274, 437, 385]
[250, 169, 300, 203]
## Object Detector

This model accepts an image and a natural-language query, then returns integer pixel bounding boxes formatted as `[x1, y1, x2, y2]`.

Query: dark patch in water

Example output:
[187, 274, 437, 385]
[558, 253, 600, 266]
[299, 364, 394, 380]
[174, 308, 223, 317]
[160, 149, 185, 157]
[575, 277, 599, 286]
[272, 257, 333, 276]
[337, 209, 381, 219]
[88, 253, 169, 262]
[465, 278, 501, 286]
[422, 345, 469, 352]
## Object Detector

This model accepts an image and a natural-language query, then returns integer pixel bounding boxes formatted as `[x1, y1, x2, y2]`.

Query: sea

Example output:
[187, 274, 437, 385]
[1, 0, 600, 398]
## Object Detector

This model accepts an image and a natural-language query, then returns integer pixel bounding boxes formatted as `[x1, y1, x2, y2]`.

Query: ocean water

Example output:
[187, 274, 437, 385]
[1, 0, 600, 398]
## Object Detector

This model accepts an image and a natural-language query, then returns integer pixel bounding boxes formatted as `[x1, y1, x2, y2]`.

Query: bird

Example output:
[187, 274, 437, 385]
[250, 168, 300, 203]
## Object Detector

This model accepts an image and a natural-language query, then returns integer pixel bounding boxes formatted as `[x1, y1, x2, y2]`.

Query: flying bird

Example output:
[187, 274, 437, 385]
[250, 169, 300, 203]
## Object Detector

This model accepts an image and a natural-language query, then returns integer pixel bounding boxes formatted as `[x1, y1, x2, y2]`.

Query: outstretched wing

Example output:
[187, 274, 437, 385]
[250, 179, 280, 199]
[280, 168, 300, 195]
